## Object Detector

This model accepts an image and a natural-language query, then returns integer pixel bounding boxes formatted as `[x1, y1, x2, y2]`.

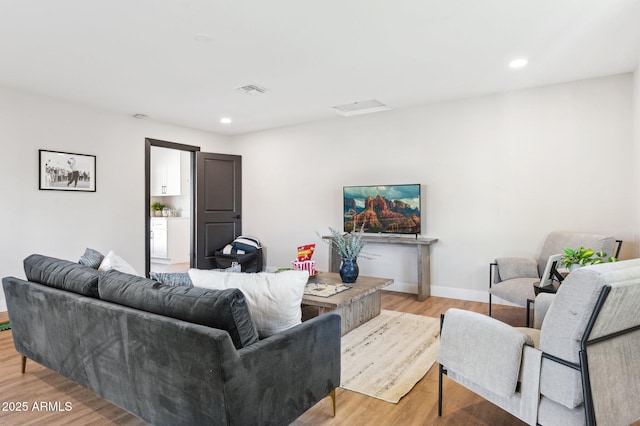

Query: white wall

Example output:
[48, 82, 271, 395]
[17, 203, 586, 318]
[0, 86, 232, 311]
[234, 74, 635, 301]
[1, 73, 635, 311]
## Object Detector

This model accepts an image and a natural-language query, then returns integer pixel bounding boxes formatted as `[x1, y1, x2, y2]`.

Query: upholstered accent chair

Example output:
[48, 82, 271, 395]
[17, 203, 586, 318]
[438, 258, 640, 425]
[489, 231, 620, 316]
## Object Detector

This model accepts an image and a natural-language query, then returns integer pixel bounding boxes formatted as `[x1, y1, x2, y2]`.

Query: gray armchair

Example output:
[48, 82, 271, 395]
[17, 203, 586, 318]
[438, 258, 640, 425]
[489, 231, 620, 316]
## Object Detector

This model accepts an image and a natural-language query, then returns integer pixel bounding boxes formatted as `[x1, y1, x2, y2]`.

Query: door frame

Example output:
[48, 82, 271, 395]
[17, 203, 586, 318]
[145, 138, 200, 277]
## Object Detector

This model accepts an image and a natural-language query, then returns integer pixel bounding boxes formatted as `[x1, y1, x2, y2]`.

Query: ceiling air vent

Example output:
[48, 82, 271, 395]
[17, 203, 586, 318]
[236, 84, 270, 95]
[332, 99, 391, 117]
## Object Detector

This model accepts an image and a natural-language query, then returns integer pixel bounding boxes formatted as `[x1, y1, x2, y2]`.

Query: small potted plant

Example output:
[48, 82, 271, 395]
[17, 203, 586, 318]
[561, 246, 616, 271]
[151, 202, 166, 217]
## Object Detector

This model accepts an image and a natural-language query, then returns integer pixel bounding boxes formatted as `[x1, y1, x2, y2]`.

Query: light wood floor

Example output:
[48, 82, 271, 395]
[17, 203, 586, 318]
[0, 294, 531, 425]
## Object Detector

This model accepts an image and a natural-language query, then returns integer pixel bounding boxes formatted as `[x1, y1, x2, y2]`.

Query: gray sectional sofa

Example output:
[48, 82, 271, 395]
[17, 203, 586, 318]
[2, 254, 341, 426]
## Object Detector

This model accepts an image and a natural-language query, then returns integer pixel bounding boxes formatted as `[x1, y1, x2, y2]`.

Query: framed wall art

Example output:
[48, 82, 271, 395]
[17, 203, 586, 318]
[39, 150, 96, 192]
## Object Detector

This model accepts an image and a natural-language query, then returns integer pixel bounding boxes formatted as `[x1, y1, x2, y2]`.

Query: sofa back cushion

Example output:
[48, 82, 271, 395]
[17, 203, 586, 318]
[24, 254, 101, 298]
[98, 270, 258, 349]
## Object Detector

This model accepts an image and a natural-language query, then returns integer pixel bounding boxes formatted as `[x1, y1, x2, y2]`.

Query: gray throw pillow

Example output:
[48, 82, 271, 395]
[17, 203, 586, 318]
[148, 267, 239, 287]
[79, 248, 105, 269]
[99, 270, 259, 349]
[149, 272, 193, 287]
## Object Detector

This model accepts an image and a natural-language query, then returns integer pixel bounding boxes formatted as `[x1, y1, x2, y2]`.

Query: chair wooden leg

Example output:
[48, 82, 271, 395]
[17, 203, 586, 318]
[21, 355, 26, 374]
[329, 389, 336, 416]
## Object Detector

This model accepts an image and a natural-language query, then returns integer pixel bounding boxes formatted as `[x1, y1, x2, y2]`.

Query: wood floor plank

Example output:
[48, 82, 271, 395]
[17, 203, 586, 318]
[0, 293, 543, 425]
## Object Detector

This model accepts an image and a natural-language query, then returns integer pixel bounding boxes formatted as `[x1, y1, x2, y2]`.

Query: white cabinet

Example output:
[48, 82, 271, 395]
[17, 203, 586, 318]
[150, 218, 190, 264]
[150, 218, 168, 259]
[151, 147, 181, 196]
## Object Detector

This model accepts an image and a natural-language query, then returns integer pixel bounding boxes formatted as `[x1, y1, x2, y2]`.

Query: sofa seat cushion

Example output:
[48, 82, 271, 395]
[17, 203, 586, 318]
[24, 254, 101, 298]
[188, 269, 308, 338]
[98, 269, 259, 349]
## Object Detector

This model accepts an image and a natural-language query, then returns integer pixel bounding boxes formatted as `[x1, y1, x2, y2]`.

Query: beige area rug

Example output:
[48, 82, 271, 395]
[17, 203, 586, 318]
[340, 310, 440, 404]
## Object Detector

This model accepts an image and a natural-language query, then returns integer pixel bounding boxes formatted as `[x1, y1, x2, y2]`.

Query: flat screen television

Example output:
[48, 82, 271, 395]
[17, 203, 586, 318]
[343, 184, 421, 234]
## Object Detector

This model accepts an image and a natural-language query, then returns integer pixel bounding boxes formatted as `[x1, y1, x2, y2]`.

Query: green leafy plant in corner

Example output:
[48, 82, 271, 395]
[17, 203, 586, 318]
[561, 246, 617, 269]
[151, 202, 166, 211]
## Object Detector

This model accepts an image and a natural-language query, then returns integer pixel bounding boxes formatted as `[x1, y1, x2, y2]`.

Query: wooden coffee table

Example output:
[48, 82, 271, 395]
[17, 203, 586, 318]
[301, 272, 393, 335]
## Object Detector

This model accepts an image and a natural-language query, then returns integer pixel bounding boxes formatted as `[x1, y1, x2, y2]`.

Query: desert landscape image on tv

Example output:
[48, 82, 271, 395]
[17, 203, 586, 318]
[344, 184, 421, 234]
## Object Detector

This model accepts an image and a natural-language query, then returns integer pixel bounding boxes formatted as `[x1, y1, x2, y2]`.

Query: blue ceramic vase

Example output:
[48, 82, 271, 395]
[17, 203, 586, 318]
[339, 258, 359, 283]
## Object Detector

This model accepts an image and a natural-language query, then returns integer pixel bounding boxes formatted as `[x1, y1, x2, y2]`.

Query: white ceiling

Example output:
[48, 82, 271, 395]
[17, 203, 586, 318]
[1, 0, 639, 135]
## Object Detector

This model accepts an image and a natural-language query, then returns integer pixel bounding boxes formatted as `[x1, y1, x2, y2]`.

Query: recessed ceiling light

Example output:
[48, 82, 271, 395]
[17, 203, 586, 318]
[220, 117, 232, 124]
[509, 58, 528, 69]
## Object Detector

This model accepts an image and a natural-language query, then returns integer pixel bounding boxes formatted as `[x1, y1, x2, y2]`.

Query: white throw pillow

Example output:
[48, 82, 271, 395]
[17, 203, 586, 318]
[98, 250, 138, 275]
[188, 269, 308, 338]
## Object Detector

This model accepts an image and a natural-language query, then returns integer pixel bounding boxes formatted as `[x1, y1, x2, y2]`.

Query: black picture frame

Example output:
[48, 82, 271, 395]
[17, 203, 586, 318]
[39, 149, 96, 192]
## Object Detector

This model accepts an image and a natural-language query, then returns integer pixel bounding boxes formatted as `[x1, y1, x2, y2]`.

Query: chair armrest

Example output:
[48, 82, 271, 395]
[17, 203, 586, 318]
[437, 308, 534, 397]
[494, 257, 539, 283]
[533, 293, 555, 329]
[489, 262, 498, 285]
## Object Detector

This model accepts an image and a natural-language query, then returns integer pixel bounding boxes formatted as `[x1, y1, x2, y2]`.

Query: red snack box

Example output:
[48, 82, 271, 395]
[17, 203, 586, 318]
[297, 244, 316, 261]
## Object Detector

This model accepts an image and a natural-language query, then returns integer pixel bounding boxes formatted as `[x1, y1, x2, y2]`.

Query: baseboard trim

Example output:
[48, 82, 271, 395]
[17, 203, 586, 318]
[383, 281, 417, 294]
[384, 281, 519, 306]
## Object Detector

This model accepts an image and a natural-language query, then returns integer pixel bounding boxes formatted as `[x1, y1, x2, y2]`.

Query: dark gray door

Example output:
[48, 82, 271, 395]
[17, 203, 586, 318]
[195, 152, 242, 269]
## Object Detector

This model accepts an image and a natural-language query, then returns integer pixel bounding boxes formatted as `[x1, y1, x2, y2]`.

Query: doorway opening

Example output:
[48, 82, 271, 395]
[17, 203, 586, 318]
[145, 139, 200, 277]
